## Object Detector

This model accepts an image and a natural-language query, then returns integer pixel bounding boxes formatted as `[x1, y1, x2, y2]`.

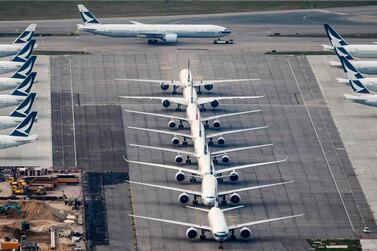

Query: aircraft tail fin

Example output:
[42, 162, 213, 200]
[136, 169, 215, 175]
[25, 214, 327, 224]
[341, 57, 364, 80]
[350, 80, 370, 94]
[323, 24, 348, 47]
[10, 72, 36, 96]
[13, 24, 37, 44]
[9, 92, 36, 118]
[11, 40, 35, 63]
[10, 111, 37, 137]
[78, 4, 101, 24]
[11, 56, 37, 79]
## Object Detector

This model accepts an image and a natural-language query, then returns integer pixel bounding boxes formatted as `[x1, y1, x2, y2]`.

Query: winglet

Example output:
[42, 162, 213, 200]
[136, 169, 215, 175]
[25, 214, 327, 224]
[323, 24, 348, 47]
[10, 111, 37, 137]
[11, 40, 35, 63]
[78, 4, 101, 24]
[9, 92, 37, 118]
[13, 24, 37, 44]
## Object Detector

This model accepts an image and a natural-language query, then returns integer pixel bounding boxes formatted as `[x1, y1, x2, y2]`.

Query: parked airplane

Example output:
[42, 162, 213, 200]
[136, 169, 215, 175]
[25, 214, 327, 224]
[116, 68, 260, 94]
[0, 72, 36, 92]
[323, 24, 377, 58]
[0, 111, 38, 150]
[130, 204, 303, 248]
[328, 46, 377, 74]
[0, 40, 36, 75]
[336, 57, 377, 92]
[7, 56, 37, 80]
[0, 24, 36, 58]
[0, 72, 35, 109]
[0, 93, 36, 130]
[77, 5, 231, 43]
[344, 78, 377, 107]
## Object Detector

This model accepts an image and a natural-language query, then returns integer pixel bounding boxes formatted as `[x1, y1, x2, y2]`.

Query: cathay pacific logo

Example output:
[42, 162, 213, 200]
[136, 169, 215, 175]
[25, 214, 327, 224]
[343, 60, 363, 79]
[81, 12, 99, 24]
[11, 72, 35, 96]
[335, 47, 353, 60]
[18, 32, 32, 43]
[10, 93, 36, 118]
[351, 80, 369, 94]
[13, 56, 36, 79]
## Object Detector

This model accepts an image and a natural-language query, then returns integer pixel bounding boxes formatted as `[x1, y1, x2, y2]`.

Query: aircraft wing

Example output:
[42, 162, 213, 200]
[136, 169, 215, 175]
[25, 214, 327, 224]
[115, 78, 183, 86]
[124, 109, 190, 122]
[211, 143, 273, 157]
[127, 180, 202, 196]
[214, 157, 288, 175]
[119, 96, 189, 106]
[193, 78, 260, 86]
[217, 181, 294, 196]
[128, 126, 192, 138]
[228, 214, 304, 231]
[197, 95, 264, 105]
[124, 157, 201, 176]
[201, 109, 262, 122]
[207, 125, 268, 139]
[129, 214, 211, 231]
[129, 143, 195, 156]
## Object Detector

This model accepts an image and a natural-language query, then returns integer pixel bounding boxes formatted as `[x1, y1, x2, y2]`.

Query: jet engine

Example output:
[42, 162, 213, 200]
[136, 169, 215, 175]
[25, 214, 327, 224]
[212, 120, 221, 128]
[163, 34, 178, 43]
[230, 193, 241, 204]
[171, 137, 180, 145]
[204, 84, 213, 90]
[186, 227, 198, 239]
[162, 99, 170, 108]
[217, 137, 225, 145]
[168, 120, 177, 128]
[229, 171, 239, 182]
[175, 171, 185, 182]
[178, 193, 190, 204]
[160, 82, 169, 90]
[175, 154, 183, 163]
[221, 155, 230, 163]
[239, 227, 252, 239]
[210, 99, 219, 108]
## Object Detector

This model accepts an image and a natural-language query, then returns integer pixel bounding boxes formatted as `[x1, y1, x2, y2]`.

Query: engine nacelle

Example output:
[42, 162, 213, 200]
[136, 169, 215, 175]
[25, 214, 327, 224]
[239, 227, 252, 240]
[212, 120, 221, 128]
[217, 137, 225, 145]
[229, 171, 239, 182]
[175, 171, 185, 182]
[163, 33, 178, 43]
[178, 193, 190, 204]
[162, 99, 170, 108]
[221, 155, 230, 163]
[175, 155, 183, 163]
[171, 137, 180, 145]
[186, 227, 198, 240]
[160, 82, 169, 91]
[210, 99, 220, 108]
[230, 193, 241, 204]
[168, 120, 177, 128]
[204, 84, 213, 90]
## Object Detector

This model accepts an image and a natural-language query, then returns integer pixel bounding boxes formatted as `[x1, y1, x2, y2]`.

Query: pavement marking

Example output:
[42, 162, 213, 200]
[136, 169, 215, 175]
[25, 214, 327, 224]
[69, 57, 78, 168]
[287, 58, 355, 233]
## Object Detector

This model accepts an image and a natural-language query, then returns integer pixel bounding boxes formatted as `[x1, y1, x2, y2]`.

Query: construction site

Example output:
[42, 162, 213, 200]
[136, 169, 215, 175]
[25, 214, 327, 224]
[0, 168, 85, 251]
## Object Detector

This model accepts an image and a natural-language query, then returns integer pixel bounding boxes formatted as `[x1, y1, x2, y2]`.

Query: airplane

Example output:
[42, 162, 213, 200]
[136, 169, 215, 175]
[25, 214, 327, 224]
[126, 178, 293, 207]
[336, 57, 377, 91]
[0, 93, 36, 130]
[344, 78, 377, 107]
[0, 71, 35, 109]
[0, 24, 36, 58]
[0, 72, 36, 92]
[328, 46, 377, 74]
[323, 24, 377, 58]
[6, 56, 37, 80]
[130, 204, 304, 248]
[0, 40, 36, 75]
[0, 111, 38, 150]
[77, 4, 231, 44]
[115, 68, 260, 95]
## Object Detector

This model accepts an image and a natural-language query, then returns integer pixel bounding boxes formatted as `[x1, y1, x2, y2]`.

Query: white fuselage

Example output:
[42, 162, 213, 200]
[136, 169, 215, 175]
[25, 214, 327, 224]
[349, 78, 377, 92]
[344, 94, 377, 107]
[331, 60, 377, 75]
[0, 116, 24, 130]
[0, 77, 22, 92]
[0, 95, 25, 109]
[208, 207, 230, 241]
[78, 23, 230, 38]
[342, 45, 377, 58]
[0, 44, 24, 58]
[0, 61, 24, 74]
[0, 134, 37, 150]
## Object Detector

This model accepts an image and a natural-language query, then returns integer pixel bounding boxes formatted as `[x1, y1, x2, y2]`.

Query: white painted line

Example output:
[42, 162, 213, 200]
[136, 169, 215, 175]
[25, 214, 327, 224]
[69, 57, 78, 168]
